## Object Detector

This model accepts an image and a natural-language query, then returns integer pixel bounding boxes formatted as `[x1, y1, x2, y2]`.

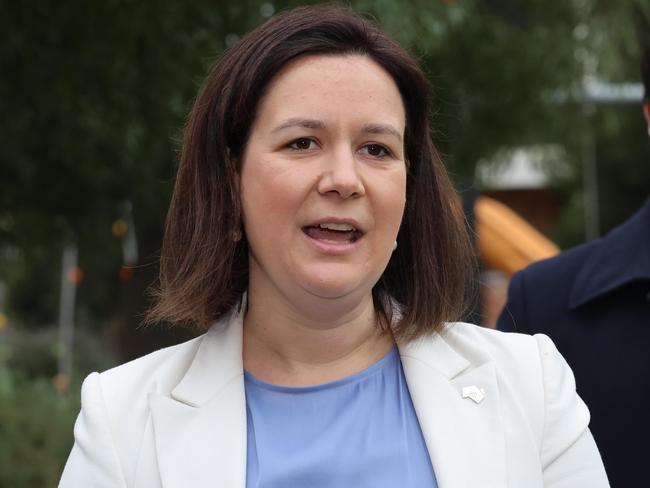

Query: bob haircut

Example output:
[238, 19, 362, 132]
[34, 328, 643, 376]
[147, 4, 476, 341]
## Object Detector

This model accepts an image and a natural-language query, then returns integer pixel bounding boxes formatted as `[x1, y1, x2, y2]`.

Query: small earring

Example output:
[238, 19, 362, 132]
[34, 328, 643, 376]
[392, 240, 397, 251]
[233, 229, 242, 242]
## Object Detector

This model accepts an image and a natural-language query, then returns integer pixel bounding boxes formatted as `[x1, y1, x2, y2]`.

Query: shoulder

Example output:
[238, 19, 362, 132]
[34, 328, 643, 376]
[441, 324, 590, 459]
[400, 325, 606, 485]
[66, 333, 207, 485]
[499, 241, 598, 332]
[78, 332, 208, 445]
[407, 323, 555, 394]
[442, 321, 540, 352]
[513, 239, 596, 285]
[441, 322, 557, 373]
[441, 324, 586, 417]
[94, 333, 205, 400]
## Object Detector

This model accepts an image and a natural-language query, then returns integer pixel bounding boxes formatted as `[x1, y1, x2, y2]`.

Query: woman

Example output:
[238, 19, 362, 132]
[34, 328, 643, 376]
[60, 5, 609, 487]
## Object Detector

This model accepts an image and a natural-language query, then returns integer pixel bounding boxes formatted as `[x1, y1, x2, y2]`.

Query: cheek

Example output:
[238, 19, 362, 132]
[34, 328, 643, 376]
[375, 173, 407, 230]
[240, 163, 307, 233]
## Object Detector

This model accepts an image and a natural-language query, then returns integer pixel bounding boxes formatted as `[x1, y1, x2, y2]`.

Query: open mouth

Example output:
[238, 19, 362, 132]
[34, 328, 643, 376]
[302, 222, 363, 244]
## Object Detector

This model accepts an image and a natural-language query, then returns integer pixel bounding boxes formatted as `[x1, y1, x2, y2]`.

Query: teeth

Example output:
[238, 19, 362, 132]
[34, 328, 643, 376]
[319, 223, 356, 232]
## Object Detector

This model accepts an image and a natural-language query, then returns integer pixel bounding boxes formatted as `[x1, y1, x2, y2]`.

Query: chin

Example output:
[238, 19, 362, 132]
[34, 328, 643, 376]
[298, 273, 371, 302]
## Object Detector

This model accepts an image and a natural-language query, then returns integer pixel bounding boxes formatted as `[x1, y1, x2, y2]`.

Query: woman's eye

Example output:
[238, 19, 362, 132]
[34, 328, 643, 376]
[288, 138, 317, 150]
[361, 144, 390, 158]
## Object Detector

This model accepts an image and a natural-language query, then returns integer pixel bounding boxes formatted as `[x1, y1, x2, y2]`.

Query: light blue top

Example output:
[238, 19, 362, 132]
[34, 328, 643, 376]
[244, 346, 439, 488]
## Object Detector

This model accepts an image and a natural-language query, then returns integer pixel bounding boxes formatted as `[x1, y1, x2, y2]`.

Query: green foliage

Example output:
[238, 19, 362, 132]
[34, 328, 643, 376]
[593, 104, 650, 231]
[4, 324, 118, 380]
[1, 0, 648, 348]
[0, 370, 79, 488]
[350, 0, 582, 180]
[0, 0, 649, 483]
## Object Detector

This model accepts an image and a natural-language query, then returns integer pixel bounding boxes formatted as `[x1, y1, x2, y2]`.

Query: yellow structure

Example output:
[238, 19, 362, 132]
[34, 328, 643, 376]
[475, 196, 559, 275]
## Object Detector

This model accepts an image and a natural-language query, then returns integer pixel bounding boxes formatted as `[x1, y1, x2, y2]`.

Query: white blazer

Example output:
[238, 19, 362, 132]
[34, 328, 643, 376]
[60, 305, 609, 488]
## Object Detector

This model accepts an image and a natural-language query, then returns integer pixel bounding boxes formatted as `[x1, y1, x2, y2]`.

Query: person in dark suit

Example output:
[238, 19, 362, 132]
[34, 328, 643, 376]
[497, 47, 650, 488]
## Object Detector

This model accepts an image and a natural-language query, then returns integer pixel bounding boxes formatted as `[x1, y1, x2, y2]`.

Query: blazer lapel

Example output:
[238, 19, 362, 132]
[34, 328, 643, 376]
[399, 328, 507, 488]
[147, 306, 507, 488]
[149, 306, 247, 488]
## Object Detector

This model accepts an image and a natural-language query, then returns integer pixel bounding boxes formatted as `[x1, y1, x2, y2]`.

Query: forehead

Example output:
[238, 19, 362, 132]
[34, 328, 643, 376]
[253, 54, 406, 130]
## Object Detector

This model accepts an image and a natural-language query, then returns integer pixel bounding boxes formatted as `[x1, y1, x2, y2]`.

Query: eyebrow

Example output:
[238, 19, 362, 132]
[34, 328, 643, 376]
[360, 123, 403, 143]
[272, 118, 403, 142]
[272, 118, 326, 133]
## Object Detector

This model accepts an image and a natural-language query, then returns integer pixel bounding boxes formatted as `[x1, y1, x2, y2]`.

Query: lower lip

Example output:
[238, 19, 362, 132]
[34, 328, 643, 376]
[302, 231, 363, 254]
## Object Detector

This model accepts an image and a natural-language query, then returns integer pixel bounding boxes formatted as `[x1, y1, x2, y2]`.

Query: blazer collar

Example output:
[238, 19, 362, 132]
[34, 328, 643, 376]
[148, 303, 506, 488]
[170, 302, 245, 407]
[569, 199, 650, 310]
[149, 303, 248, 488]
[399, 326, 507, 488]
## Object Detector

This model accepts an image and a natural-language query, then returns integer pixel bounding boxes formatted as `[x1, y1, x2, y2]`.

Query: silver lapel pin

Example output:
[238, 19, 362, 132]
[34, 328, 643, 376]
[461, 385, 486, 404]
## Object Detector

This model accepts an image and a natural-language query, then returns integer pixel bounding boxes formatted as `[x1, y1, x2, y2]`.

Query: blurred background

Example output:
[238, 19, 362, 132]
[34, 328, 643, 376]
[1, 0, 649, 485]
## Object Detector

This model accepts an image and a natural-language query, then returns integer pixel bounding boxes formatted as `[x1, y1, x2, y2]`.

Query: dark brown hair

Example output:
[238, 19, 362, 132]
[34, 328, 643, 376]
[147, 4, 476, 341]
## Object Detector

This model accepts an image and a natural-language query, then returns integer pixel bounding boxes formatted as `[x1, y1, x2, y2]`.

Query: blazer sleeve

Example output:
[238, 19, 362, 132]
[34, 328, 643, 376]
[535, 334, 609, 488]
[59, 372, 127, 488]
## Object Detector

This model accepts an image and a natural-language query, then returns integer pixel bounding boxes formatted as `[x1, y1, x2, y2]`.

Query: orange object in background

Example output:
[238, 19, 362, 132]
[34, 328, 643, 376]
[119, 265, 134, 283]
[475, 196, 559, 276]
[474, 196, 560, 327]
[65, 266, 84, 285]
[52, 373, 70, 394]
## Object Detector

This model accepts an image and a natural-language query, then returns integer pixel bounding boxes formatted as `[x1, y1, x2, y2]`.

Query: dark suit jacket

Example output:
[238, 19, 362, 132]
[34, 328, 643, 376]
[497, 199, 650, 488]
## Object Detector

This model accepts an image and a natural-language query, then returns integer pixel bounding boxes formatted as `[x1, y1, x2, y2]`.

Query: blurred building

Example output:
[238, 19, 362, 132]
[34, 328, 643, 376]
[474, 146, 566, 327]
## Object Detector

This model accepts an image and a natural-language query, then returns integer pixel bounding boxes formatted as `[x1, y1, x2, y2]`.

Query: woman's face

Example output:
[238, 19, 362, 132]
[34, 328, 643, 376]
[240, 54, 407, 306]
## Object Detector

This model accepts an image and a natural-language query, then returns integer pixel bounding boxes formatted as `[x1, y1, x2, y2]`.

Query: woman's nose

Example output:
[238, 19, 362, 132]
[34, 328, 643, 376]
[316, 149, 365, 199]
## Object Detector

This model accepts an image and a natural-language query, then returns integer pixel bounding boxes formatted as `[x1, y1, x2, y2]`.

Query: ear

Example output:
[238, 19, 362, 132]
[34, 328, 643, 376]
[643, 100, 650, 137]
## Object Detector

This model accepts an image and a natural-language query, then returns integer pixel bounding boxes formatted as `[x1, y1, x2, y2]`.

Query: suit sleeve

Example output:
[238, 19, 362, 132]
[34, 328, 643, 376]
[59, 372, 127, 488]
[497, 269, 529, 333]
[535, 334, 609, 488]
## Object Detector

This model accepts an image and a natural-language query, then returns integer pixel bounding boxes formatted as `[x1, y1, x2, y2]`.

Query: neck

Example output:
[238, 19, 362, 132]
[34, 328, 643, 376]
[242, 288, 394, 387]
